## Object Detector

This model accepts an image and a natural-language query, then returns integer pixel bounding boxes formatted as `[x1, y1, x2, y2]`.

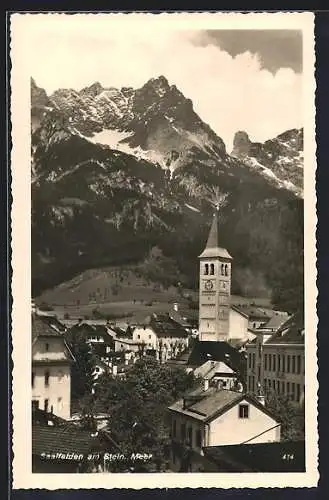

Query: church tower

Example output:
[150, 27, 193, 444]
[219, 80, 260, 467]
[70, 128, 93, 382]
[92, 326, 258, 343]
[198, 211, 232, 341]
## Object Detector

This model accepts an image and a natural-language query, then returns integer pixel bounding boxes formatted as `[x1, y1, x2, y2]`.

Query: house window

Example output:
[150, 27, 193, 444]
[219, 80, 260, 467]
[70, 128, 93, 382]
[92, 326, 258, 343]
[221, 264, 224, 275]
[269, 354, 272, 371]
[172, 419, 176, 438]
[297, 355, 301, 374]
[292, 355, 296, 373]
[239, 404, 249, 419]
[32, 372, 35, 388]
[181, 423, 186, 441]
[282, 356, 286, 373]
[287, 355, 291, 373]
[273, 355, 276, 372]
[253, 353, 256, 369]
[225, 264, 228, 276]
[291, 383, 295, 401]
[57, 397, 63, 411]
[187, 427, 193, 446]
[45, 343, 49, 352]
[281, 381, 285, 394]
[32, 400, 39, 411]
[264, 354, 268, 371]
[149, 334, 152, 339]
[278, 355, 281, 372]
[196, 429, 202, 448]
[44, 399, 49, 413]
[210, 263, 214, 275]
[204, 264, 209, 275]
[286, 382, 290, 396]
[296, 384, 301, 402]
[44, 370, 50, 387]
[137, 335, 140, 339]
[248, 354, 251, 369]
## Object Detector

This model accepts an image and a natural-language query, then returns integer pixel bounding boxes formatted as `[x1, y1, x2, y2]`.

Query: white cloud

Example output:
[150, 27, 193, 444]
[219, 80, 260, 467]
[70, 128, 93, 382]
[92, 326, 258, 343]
[25, 15, 302, 151]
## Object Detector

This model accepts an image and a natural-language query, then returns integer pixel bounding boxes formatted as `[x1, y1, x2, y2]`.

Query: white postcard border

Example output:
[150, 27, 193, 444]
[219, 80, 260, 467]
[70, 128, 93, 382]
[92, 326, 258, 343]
[10, 11, 318, 489]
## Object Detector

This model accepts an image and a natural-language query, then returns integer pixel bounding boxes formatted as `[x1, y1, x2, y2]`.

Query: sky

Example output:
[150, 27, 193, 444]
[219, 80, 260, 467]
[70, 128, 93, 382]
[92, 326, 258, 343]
[23, 16, 303, 151]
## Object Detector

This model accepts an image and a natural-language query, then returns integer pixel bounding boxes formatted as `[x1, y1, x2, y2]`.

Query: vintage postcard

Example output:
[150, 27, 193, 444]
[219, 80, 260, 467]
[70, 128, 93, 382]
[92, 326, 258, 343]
[10, 11, 318, 489]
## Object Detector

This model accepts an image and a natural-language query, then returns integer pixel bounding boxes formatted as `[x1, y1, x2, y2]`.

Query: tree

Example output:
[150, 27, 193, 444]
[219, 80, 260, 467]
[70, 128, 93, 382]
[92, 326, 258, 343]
[93, 358, 199, 472]
[65, 327, 95, 401]
[266, 392, 305, 441]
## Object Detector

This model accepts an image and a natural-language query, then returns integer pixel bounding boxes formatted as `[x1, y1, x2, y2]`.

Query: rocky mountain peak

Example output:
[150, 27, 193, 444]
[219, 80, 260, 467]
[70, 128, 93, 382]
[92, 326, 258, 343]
[31, 78, 50, 108]
[231, 131, 252, 157]
[80, 81, 104, 97]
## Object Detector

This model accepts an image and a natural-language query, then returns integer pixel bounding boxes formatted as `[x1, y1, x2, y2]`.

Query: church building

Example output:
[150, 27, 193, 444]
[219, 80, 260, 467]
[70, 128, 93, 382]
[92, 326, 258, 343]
[198, 210, 233, 342]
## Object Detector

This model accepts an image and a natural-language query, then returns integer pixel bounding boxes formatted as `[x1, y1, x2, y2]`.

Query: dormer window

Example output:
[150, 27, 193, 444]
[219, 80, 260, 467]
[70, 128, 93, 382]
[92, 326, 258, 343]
[210, 263, 214, 275]
[204, 264, 209, 275]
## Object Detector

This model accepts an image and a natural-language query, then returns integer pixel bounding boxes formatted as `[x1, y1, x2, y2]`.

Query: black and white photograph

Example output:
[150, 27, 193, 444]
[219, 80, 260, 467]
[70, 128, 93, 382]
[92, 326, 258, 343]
[10, 12, 317, 489]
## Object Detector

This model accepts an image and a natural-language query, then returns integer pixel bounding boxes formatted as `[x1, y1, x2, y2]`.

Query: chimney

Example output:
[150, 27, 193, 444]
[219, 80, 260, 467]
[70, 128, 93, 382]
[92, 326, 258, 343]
[204, 379, 209, 391]
[256, 394, 266, 406]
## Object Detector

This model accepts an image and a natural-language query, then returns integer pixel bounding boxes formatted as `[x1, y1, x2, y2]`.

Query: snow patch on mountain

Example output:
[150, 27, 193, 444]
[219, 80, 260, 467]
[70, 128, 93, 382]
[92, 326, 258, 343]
[90, 129, 133, 147]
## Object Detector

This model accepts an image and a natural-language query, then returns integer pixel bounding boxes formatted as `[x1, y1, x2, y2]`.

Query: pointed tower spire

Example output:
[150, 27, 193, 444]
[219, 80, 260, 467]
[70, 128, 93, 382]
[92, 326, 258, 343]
[199, 211, 232, 260]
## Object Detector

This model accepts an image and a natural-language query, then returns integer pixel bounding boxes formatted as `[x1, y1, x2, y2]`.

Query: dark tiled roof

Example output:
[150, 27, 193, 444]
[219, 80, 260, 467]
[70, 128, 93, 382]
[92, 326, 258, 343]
[32, 425, 114, 457]
[32, 408, 68, 427]
[169, 311, 192, 328]
[111, 326, 132, 338]
[41, 316, 67, 333]
[188, 340, 243, 373]
[150, 315, 188, 339]
[32, 315, 62, 340]
[234, 306, 272, 320]
[203, 441, 305, 472]
[266, 311, 304, 345]
[262, 313, 290, 330]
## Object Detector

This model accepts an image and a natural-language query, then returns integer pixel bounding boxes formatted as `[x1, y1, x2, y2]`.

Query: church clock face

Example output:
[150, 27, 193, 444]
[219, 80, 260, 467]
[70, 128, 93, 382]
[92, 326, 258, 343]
[204, 280, 214, 291]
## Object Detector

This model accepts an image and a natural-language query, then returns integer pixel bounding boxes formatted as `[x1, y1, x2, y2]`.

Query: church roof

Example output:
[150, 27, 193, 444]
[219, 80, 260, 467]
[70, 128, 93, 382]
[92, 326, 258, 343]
[199, 212, 232, 260]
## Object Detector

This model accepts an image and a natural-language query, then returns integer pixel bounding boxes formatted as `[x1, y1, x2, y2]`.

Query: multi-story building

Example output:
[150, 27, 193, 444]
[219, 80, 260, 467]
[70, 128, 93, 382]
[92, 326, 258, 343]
[198, 210, 233, 342]
[246, 312, 305, 404]
[168, 385, 281, 472]
[132, 314, 189, 362]
[32, 314, 75, 420]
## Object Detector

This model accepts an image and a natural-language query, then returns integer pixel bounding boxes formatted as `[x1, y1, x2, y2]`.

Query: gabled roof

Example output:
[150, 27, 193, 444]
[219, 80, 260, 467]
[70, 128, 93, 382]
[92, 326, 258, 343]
[32, 315, 76, 362]
[148, 314, 188, 339]
[32, 425, 115, 457]
[188, 340, 243, 373]
[194, 360, 235, 379]
[233, 306, 272, 321]
[110, 326, 132, 339]
[266, 311, 304, 345]
[168, 388, 278, 423]
[231, 305, 249, 319]
[32, 315, 63, 340]
[262, 313, 291, 331]
[169, 311, 192, 328]
[199, 212, 232, 260]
